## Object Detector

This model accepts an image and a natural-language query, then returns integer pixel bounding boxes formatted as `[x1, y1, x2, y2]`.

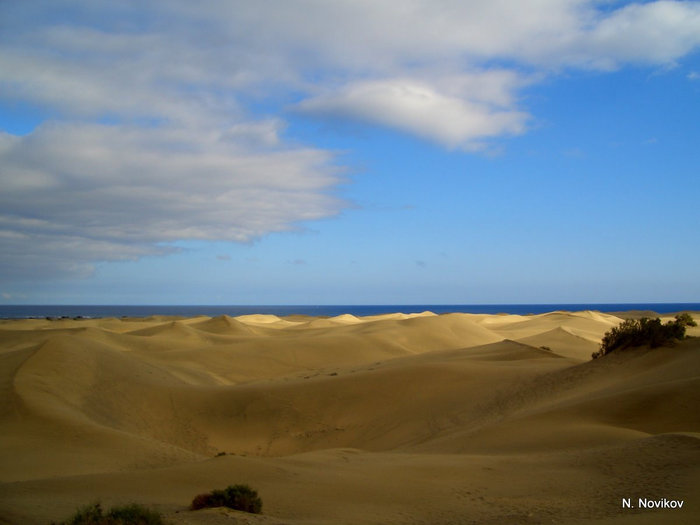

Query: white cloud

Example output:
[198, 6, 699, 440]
[4, 2, 699, 122]
[578, 1, 700, 69]
[0, 124, 342, 280]
[296, 77, 529, 150]
[2, 0, 700, 280]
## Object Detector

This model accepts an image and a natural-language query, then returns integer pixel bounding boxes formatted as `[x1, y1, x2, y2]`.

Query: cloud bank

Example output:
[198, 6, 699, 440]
[1, 0, 700, 280]
[0, 123, 341, 279]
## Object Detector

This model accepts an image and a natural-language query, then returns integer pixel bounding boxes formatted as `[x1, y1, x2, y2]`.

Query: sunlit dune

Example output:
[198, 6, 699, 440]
[1, 311, 698, 524]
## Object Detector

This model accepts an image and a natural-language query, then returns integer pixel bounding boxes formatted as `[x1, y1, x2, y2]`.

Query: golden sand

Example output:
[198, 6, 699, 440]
[1, 311, 698, 524]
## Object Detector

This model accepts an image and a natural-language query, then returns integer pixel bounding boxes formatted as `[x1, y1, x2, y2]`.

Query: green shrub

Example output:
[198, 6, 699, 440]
[105, 504, 164, 524]
[592, 314, 696, 359]
[674, 312, 697, 329]
[190, 484, 262, 514]
[56, 502, 104, 525]
[53, 502, 164, 525]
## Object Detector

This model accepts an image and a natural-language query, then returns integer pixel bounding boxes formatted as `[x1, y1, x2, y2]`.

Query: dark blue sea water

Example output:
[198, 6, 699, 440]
[1, 303, 699, 319]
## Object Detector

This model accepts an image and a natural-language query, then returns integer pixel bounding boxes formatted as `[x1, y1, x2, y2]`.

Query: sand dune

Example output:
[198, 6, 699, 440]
[190, 315, 262, 335]
[1, 311, 698, 524]
[515, 326, 600, 360]
[474, 310, 621, 341]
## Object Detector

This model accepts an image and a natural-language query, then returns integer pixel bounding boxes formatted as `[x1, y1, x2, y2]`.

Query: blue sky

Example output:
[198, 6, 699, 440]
[1, 0, 699, 305]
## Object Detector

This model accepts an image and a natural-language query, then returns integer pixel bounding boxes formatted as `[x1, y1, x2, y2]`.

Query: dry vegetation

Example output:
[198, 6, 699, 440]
[593, 313, 697, 359]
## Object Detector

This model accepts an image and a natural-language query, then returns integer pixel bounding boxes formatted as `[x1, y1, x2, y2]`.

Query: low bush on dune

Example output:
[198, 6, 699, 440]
[52, 502, 164, 525]
[103, 504, 164, 525]
[592, 313, 696, 359]
[190, 484, 262, 514]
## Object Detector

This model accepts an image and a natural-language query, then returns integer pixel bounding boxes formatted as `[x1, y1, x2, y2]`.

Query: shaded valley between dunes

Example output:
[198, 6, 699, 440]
[1, 311, 699, 524]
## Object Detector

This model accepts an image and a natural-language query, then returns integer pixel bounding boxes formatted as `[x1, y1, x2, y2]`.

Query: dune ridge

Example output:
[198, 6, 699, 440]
[1, 311, 698, 524]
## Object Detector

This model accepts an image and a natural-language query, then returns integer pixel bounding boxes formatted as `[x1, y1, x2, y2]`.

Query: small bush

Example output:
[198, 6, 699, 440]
[53, 502, 164, 525]
[57, 502, 104, 525]
[106, 504, 164, 524]
[592, 313, 696, 359]
[190, 484, 262, 514]
[190, 492, 218, 510]
[674, 312, 697, 329]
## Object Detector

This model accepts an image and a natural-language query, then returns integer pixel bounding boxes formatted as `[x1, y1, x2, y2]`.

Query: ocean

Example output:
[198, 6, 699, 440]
[1, 303, 699, 319]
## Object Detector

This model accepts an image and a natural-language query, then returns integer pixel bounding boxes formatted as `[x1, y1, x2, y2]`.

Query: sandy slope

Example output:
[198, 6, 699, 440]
[0, 311, 698, 525]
